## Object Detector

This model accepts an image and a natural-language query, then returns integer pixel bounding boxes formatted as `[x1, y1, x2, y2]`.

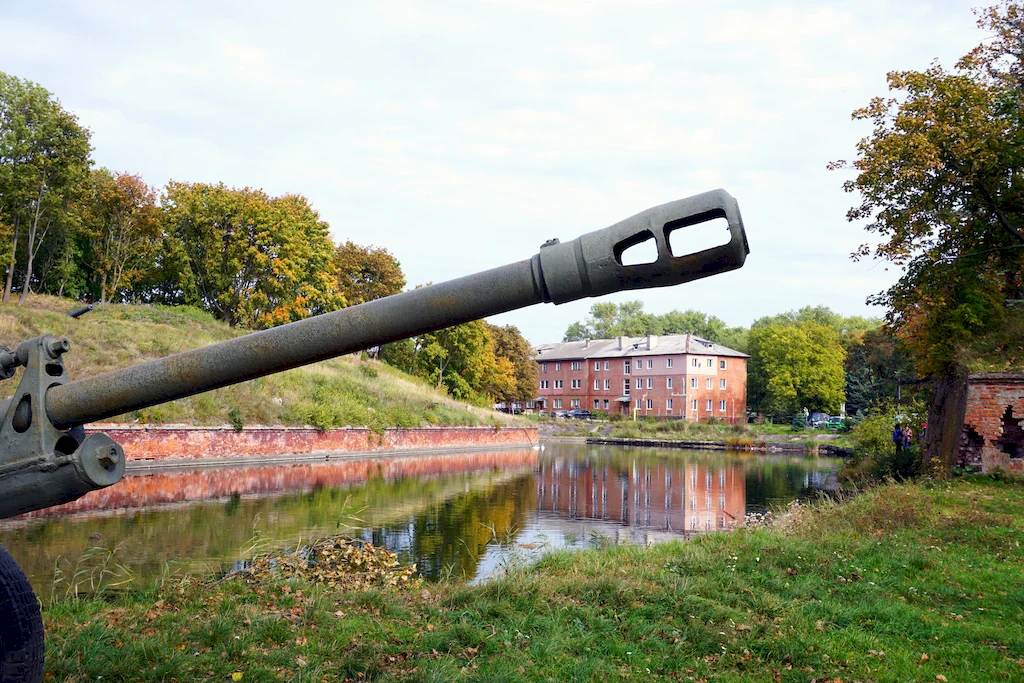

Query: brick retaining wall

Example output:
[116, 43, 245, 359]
[86, 425, 538, 463]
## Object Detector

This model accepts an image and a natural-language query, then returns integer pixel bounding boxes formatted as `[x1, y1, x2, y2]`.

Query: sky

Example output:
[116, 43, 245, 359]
[0, 0, 988, 345]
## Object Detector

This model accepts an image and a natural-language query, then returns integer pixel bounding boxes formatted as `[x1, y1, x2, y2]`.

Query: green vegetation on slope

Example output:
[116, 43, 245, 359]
[41, 477, 1024, 681]
[0, 295, 521, 430]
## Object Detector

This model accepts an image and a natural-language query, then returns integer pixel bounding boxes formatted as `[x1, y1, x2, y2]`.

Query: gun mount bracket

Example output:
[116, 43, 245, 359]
[0, 335, 124, 519]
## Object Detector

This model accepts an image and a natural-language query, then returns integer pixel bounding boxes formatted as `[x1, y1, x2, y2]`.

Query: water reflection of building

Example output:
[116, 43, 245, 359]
[536, 458, 745, 533]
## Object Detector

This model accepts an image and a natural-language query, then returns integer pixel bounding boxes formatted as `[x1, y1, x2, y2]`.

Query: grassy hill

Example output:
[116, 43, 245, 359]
[0, 295, 523, 430]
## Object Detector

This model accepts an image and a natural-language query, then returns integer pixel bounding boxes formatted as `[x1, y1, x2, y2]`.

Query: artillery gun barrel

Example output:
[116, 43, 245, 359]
[44, 189, 748, 429]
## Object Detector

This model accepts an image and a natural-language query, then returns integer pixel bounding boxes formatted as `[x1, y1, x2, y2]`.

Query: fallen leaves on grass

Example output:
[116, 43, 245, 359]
[239, 536, 418, 590]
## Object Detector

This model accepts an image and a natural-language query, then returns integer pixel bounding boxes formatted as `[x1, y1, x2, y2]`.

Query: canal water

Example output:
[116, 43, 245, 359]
[0, 443, 840, 599]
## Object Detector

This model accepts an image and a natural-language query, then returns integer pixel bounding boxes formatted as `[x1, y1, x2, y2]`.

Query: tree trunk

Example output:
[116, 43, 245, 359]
[922, 363, 969, 478]
[100, 271, 108, 305]
[3, 221, 19, 303]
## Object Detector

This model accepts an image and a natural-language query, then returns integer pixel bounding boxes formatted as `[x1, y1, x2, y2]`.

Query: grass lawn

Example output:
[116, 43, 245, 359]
[41, 476, 1024, 681]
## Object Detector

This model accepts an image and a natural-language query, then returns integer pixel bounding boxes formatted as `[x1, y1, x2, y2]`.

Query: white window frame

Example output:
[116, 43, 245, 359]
[571, 361, 581, 371]
[624, 379, 631, 395]
[719, 400, 727, 411]
[636, 378, 642, 389]
[646, 377, 653, 389]
[594, 399, 600, 409]
[706, 378, 713, 389]
[707, 358, 713, 367]
[720, 379, 726, 390]
[604, 361, 610, 370]
[647, 359, 653, 369]
[541, 363, 547, 373]
[571, 379, 581, 389]
[540, 380, 549, 389]
[603, 399, 609, 409]
[666, 398, 673, 410]
[604, 379, 611, 390]
[666, 358, 673, 368]
[691, 358, 699, 367]
[571, 398, 580, 408]
[555, 362, 560, 371]
[624, 361, 631, 375]
[691, 377, 697, 389]
[554, 399, 562, 408]
[594, 379, 600, 390]
[594, 361, 600, 371]
[636, 359, 643, 369]
[720, 360, 727, 370]
[554, 380, 563, 389]
[691, 399, 697, 410]
[646, 399, 653, 410]
[666, 377, 673, 389]
[706, 399, 712, 411]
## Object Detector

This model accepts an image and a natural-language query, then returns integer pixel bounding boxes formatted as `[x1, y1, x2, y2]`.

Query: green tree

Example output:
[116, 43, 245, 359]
[416, 320, 501, 402]
[488, 324, 539, 411]
[151, 183, 342, 327]
[747, 321, 846, 418]
[833, 3, 1024, 473]
[332, 241, 405, 306]
[75, 169, 160, 303]
[0, 72, 92, 304]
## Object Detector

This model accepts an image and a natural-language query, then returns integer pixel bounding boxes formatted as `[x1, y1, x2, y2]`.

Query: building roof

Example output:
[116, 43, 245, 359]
[532, 334, 749, 361]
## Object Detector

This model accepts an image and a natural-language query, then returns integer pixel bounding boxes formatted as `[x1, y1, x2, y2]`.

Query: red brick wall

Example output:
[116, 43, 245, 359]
[960, 373, 1024, 476]
[87, 425, 539, 463]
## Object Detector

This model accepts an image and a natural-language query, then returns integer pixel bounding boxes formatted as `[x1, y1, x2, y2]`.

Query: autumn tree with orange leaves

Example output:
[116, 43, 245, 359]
[834, 2, 1024, 474]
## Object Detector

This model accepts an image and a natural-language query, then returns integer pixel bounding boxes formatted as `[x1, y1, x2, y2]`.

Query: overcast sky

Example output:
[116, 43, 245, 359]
[1, 0, 986, 344]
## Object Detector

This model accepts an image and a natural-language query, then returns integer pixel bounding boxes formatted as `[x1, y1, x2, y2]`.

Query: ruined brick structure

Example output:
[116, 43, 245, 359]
[959, 373, 1024, 476]
[534, 334, 748, 422]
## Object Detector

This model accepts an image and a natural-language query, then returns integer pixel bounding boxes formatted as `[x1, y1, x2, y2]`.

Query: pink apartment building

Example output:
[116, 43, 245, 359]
[534, 334, 748, 422]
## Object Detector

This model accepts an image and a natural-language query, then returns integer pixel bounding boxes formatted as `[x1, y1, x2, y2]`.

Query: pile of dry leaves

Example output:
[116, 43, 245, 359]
[240, 537, 419, 591]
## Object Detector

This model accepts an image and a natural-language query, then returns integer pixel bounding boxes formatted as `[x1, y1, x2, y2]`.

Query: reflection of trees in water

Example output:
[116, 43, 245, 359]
[366, 474, 536, 581]
[744, 460, 836, 512]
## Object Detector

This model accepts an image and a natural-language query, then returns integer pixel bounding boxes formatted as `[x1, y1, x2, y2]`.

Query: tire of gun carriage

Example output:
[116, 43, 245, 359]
[0, 545, 44, 683]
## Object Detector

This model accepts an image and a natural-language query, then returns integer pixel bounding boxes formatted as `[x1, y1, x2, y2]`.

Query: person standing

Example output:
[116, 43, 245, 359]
[893, 424, 905, 453]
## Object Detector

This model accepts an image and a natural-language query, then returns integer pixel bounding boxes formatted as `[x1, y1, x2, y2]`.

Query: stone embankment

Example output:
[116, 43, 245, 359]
[87, 425, 539, 470]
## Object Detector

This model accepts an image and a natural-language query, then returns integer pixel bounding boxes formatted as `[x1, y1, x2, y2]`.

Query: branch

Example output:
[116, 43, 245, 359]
[975, 184, 1024, 244]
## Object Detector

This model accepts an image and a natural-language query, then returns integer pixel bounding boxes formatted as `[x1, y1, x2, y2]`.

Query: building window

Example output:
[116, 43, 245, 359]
[594, 399, 600, 409]
[720, 379, 726, 390]
[604, 379, 611, 390]
[594, 361, 600, 371]
[720, 360, 727, 369]
[554, 380, 563, 389]
[636, 359, 643, 369]
[667, 399, 674, 410]
[666, 358, 673, 368]
[719, 400, 727, 411]
[571, 399, 580, 408]
[706, 378, 713, 389]
[555, 362, 561, 371]
[571, 361, 581, 370]
[706, 399, 712, 411]
[646, 399, 653, 410]
[539, 380, 549, 389]
[554, 399, 562, 408]
[646, 377, 653, 389]
[603, 399, 609, 409]
[647, 359, 653, 369]
[707, 358, 713, 367]
[594, 379, 600, 390]
[624, 379, 630, 395]
[541, 363, 547, 373]
[666, 377, 673, 389]
[691, 399, 697, 410]
[691, 358, 699, 367]
[636, 378, 642, 389]
[571, 379, 581, 389]
[604, 361, 610, 370]
[691, 377, 697, 389]
[624, 361, 631, 375]
[636, 399, 641, 408]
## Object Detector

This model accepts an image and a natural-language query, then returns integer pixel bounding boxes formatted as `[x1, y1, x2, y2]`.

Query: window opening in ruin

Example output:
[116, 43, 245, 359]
[995, 406, 1024, 459]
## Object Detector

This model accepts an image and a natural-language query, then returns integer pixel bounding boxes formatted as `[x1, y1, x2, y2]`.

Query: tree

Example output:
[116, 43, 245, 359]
[833, 3, 1024, 473]
[562, 301, 747, 347]
[747, 321, 846, 418]
[151, 183, 342, 327]
[75, 169, 160, 303]
[333, 241, 405, 306]
[0, 72, 92, 303]
[488, 324, 539, 411]
[416, 320, 504, 402]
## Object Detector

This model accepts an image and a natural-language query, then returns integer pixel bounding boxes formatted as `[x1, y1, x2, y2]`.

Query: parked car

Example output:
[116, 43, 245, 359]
[825, 416, 845, 430]
[567, 409, 593, 420]
[809, 412, 830, 428]
[553, 410, 570, 419]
